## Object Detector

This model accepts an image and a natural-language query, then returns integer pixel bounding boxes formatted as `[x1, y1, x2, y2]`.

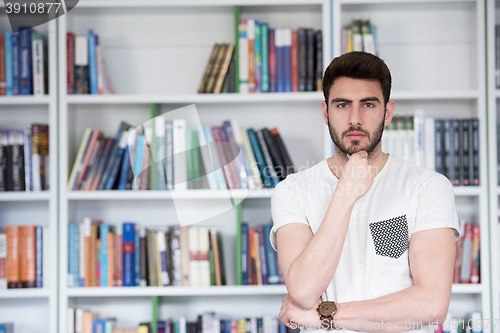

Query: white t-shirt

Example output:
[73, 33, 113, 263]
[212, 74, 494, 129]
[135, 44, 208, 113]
[270, 154, 460, 333]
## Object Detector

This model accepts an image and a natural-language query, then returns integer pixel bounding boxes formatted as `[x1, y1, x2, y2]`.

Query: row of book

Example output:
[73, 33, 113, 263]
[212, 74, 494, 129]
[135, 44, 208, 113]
[0, 28, 48, 96]
[0, 124, 50, 191]
[241, 223, 283, 285]
[341, 19, 378, 55]
[380, 112, 480, 186]
[68, 221, 227, 288]
[236, 19, 322, 94]
[67, 30, 114, 95]
[0, 225, 48, 289]
[67, 118, 295, 191]
[68, 310, 299, 333]
[453, 221, 480, 284]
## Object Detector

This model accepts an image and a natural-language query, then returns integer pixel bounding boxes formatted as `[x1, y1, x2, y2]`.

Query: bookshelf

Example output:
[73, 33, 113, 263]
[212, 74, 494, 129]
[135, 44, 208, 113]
[58, 1, 331, 332]
[333, 0, 490, 325]
[487, 2, 500, 333]
[0, 13, 58, 333]
[0, 0, 492, 332]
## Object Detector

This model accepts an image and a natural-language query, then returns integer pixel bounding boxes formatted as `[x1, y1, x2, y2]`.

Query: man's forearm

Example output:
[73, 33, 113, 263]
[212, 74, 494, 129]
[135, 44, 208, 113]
[284, 191, 356, 309]
[333, 285, 450, 333]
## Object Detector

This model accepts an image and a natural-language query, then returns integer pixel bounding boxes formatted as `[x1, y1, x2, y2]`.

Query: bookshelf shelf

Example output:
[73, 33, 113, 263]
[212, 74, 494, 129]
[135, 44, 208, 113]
[66, 93, 324, 105]
[72, 0, 327, 9]
[0, 96, 51, 105]
[63, 284, 482, 297]
[0, 289, 50, 299]
[66, 189, 274, 200]
[452, 186, 482, 196]
[64, 91, 479, 105]
[451, 284, 484, 294]
[0, 192, 51, 201]
[66, 285, 288, 297]
[65, 187, 475, 200]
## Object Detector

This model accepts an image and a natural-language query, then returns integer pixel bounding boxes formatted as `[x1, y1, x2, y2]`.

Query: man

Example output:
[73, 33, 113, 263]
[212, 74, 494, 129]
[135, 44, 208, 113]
[270, 52, 459, 333]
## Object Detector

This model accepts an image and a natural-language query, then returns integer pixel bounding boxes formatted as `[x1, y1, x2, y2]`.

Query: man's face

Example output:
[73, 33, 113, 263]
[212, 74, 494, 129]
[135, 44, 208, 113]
[323, 77, 390, 156]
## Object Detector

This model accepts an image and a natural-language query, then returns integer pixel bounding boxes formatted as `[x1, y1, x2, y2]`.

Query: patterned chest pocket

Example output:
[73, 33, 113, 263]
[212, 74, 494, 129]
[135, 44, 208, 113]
[369, 215, 409, 259]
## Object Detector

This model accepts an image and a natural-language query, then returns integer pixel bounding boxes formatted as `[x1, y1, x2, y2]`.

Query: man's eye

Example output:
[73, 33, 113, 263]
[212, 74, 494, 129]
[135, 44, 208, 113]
[337, 103, 347, 108]
[364, 103, 375, 108]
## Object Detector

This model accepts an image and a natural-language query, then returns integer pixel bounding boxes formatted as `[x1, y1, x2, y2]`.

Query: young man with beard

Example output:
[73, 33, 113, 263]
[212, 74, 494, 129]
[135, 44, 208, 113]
[270, 52, 460, 333]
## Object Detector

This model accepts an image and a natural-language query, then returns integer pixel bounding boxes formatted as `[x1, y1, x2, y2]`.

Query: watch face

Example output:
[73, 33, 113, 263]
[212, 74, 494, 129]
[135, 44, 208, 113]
[318, 301, 337, 316]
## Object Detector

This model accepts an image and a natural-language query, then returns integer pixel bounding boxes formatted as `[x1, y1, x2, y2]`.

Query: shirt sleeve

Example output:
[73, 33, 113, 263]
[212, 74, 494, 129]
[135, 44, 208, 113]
[413, 171, 461, 240]
[269, 177, 310, 251]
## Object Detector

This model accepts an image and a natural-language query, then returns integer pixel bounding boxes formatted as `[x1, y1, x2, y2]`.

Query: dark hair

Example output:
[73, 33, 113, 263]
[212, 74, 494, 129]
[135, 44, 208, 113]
[322, 52, 392, 107]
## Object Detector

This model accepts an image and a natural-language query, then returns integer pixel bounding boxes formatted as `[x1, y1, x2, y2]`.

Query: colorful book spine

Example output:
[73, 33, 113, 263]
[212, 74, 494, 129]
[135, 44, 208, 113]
[100, 223, 109, 287]
[68, 224, 80, 287]
[67, 32, 75, 94]
[283, 29, 292, 92]
[11, 33, 19, 95]
[261, 23, 269, 93]
[254, 20, 262, 93]
[122, 222, 135, 287]
[5, 31, 13, 96]
[134, 224, 140, 286]
[257, 225, 268, 285]
[19, 27, 32, 95]
[31, 32, 45, 96]
[35, 226, 43, 288]
[263, 224, 279, 284]
[0, 228, 6, 289]
[87, 30, 98, 94]
[241, 222, 248, 285]
[291, 30, 299, 92]
[247, 19, 256, 93]
[20, 225, 36, 288]
[238, 19, 249, 93]
[6, 226, 20, 288]
[268, 28, 277, 93]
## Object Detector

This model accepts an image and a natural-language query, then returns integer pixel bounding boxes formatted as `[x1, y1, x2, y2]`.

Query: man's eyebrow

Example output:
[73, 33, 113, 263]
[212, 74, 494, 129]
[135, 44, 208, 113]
[360, 97, 381, 103]
[330, 98, 352, 105]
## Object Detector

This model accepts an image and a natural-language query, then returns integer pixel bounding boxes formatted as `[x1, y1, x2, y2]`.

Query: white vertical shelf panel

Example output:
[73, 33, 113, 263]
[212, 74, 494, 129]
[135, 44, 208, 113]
[488, 2, 500, 333]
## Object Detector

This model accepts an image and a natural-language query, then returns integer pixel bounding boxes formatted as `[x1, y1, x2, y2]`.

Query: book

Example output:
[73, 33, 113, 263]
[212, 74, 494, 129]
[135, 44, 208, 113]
[68, 128, 92, 190]
[122, 222, 135, 287]
[6, 226, 20, 288]
[173, 119, 187, 190]
[74, 35, 89, 94]
[157, 230, 170, 286]
[99, 121, 132, 190]
[19, 27, 32, 95]
[0, 228, 6, 289]
[32, 32, 45, 95]
[238, 19, 249, 93]
[8, 130, 25, 191]
[20, 225, 36, 288]
[198, 44, 220, 94]
[87, 30, 98, 94]
[100, 224, 110, 287]
[5, 32, 13, 96]
[213, 44, 235, 94]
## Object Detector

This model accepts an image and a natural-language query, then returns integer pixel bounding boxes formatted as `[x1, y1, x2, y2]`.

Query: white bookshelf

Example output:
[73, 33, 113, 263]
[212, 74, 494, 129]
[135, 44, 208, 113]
[334, 0, 490, 324]
[0, 16, 58, 333]
[58, 1, 331, 332]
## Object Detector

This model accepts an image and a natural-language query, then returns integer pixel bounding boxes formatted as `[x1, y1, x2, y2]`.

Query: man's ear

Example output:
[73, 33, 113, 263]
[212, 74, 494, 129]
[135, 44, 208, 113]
[322, 100, 329, 126]
[384, 100, 395, 126]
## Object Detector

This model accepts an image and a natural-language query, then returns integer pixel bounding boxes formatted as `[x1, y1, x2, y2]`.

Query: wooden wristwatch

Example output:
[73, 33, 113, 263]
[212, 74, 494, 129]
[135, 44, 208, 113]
[317, 301, 337, 330]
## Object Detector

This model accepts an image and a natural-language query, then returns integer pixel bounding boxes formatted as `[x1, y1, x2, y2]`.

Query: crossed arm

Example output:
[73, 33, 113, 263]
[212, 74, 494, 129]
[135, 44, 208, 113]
[276, 219, 456, 333]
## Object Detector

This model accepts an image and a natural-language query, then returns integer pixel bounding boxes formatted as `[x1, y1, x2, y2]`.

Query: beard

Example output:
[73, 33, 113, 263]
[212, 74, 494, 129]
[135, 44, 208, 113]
[328, 111, 386, 157]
